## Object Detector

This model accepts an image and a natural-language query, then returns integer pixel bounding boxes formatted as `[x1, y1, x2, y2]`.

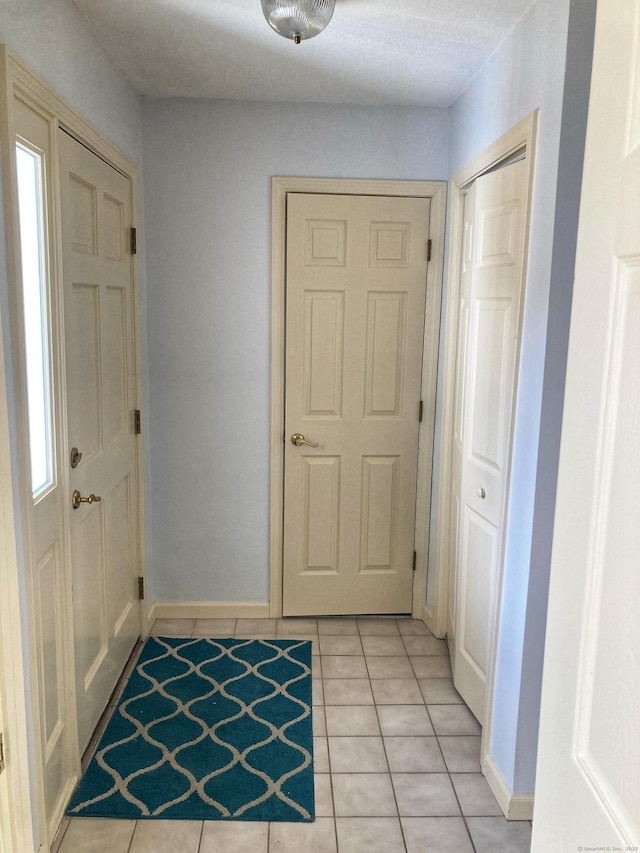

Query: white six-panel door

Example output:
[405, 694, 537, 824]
[58, 131, 140, 752]
[451, 161, 528, 722]
[532, 0, 640, 845]
[283, 193, 430, 616]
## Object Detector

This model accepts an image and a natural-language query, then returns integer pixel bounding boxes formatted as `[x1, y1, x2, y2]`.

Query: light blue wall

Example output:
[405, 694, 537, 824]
[445, 0, 596, 794]
[0, 0, 142, 163]
[141, 98, 450, 603]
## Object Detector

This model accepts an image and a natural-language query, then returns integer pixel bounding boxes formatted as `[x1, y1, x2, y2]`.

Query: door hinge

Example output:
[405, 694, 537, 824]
[137, 576, 145, 600]
[427, 239, 432, 262]
[0, 732, 5, 775]
[418, 400, 423, 423]
[130, 227, 137, 255]
[412, 551, 417, 571]
[134, 409, 141, 435]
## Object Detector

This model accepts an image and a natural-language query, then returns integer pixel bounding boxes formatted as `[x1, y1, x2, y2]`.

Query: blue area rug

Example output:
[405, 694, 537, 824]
[67, 637, 314, 821]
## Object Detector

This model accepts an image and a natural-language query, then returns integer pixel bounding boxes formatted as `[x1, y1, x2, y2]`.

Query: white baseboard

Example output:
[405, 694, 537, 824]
[421, 603, 438, 636]
[152, 601, 271, 620]
[482, 753, 534, 821]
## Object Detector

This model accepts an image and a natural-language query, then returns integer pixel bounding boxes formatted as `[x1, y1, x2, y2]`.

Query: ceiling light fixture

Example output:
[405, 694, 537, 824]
[260, 0, 336, 44]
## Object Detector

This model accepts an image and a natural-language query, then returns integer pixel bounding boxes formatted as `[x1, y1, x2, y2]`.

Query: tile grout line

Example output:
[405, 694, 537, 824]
[427, 696, 475, 845]
[371, 621, 408, 852]
[321, 655, 338, 849]
[462, 814, 480, 853]
[423, 688, 492, 853]
[124, 821, 135, 853]
[195, 819, 205, 853]
[435, 712, 480, 853]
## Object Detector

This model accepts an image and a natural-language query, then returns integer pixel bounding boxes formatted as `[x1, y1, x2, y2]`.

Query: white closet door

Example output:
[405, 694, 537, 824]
[451, 161, 528, 722]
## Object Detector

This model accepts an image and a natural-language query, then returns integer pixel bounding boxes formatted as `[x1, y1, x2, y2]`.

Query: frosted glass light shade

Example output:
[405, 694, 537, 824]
[261, 0, 335, 43]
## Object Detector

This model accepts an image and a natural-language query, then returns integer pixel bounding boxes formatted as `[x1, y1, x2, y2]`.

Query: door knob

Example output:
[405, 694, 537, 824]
[477, 487, 486, 499]
[72, 489, 102, 510]
[291, 433, 319, 448]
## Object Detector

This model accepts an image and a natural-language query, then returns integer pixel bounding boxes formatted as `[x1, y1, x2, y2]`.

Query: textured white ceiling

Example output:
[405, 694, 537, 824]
[71, 0, 536, 107]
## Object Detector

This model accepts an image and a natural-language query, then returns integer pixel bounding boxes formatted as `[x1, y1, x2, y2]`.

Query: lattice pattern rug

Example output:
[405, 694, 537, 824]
[67, 637, 314, 821]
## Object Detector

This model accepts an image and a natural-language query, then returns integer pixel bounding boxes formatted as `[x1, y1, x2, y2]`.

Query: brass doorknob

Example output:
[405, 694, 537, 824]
[72, 489, 102, 510]
[291, 433, 319, 448]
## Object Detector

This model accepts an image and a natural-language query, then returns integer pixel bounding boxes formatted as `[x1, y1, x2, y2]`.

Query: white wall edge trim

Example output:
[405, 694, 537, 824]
[483, 753, 534, 821]
[269, 176, 447, 620]
[153, 602, 271, 620]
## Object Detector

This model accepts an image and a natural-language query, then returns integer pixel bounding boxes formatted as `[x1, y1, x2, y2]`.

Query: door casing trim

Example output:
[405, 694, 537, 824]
[269, 176, 447, 619]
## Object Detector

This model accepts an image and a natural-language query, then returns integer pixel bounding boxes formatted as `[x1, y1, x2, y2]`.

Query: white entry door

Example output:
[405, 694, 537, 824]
[283, 193, 430, 616]
[58, 131, 140, 752]
[450, 160, 528, 722]
[532, 0, 640, 845]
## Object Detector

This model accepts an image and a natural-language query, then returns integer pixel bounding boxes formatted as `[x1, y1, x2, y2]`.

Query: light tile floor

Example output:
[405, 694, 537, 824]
[55, 617, 532, 853]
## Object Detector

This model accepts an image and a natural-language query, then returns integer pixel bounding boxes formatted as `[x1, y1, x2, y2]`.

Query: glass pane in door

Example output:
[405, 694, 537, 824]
[16, 142, 54, 498]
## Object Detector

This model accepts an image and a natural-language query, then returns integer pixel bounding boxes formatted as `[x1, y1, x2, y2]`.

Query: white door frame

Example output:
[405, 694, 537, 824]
[0, 47, 147, 850]
[269, 176, 447, 619]
[431, 112, 537, 814]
